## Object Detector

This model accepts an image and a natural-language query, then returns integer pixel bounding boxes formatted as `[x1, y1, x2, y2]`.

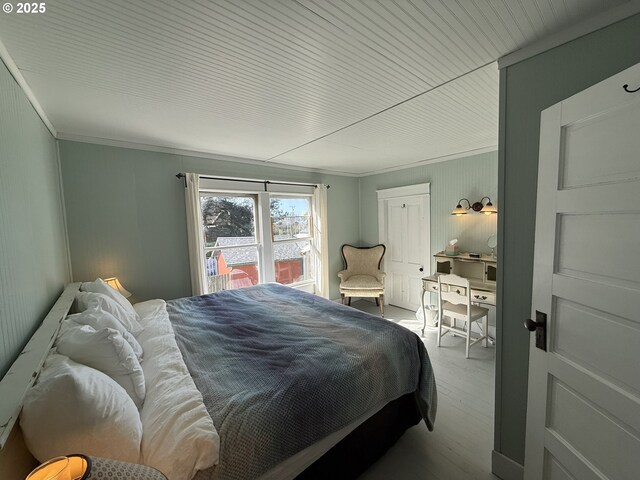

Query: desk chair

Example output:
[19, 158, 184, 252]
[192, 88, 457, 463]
[437, 274, 489, 358]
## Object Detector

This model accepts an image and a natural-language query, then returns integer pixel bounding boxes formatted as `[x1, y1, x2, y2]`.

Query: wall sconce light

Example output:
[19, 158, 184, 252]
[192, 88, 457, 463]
[451, 197, 497, 216]
[479, 197, 497, 215]
[104, 277, 132, 298]
[451, 199, 471, 216]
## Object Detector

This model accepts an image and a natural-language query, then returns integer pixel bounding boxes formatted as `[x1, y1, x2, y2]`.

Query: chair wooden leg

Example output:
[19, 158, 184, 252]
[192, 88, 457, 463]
[347, 297, 351, 306]
[379, 294, 384, 317]
[465, 320, 471, 358]
[483, 315, 489, 347]
[437, 313, 443, 347]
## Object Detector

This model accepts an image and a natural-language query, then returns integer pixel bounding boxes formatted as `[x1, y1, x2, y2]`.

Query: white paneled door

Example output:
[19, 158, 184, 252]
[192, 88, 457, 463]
[378, 184, 430, 311]
[525, 62, 640, 480]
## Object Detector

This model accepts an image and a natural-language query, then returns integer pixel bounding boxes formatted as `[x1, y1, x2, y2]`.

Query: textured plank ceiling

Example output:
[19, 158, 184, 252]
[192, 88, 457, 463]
[0, 0, 629, 175]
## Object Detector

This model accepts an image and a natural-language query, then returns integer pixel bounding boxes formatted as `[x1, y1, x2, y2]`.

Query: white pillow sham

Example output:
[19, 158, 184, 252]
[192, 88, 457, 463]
[81, 277, 139, 321]
[65, 307, 143, 360]
[136, 299, 219, 480]
[76, 291, 143, 335]
[56, 324, 146, 408]
[20, 353, 143, 464]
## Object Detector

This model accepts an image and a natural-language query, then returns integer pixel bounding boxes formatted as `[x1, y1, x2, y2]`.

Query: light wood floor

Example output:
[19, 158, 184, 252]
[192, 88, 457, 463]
[351, 301, 498, 480]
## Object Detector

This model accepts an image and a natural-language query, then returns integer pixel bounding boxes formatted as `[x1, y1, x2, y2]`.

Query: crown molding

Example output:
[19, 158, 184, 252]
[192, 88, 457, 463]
[0, 39, 56, 137]
[58, 132, 497, 178]
[498, 1, 640, 69]
[357, 146, 498, 177]
[56, 132, 362, 177]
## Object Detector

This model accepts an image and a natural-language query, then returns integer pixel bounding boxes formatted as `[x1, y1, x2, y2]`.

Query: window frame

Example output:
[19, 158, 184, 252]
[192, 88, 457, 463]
[198, 179, 316, 291]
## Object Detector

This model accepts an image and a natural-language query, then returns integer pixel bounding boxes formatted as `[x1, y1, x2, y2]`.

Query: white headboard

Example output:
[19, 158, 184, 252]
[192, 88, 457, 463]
[0, 282, 81, 448]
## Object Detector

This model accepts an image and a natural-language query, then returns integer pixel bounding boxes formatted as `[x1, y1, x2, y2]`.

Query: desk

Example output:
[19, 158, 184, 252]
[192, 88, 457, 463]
[420, 252, 497, 335]
[421, 275, 496, 335]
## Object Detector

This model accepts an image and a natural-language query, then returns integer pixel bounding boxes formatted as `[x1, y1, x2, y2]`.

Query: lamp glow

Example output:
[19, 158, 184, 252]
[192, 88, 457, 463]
[451, 199, 470, 216]
[104, 277, 132, 298]
[480, 197, 497, 215]
[26, 457, 71, 480]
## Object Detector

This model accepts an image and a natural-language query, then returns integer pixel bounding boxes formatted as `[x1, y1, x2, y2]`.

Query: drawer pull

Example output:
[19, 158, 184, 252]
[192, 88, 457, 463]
[474, 295, 488, 300]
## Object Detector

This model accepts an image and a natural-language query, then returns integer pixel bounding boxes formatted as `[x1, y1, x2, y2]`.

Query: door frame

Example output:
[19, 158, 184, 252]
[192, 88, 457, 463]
[377, 183, 431, 308]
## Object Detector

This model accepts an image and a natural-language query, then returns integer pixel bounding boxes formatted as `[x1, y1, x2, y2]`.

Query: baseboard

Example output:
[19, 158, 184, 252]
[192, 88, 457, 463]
[492, 450, 524, 480]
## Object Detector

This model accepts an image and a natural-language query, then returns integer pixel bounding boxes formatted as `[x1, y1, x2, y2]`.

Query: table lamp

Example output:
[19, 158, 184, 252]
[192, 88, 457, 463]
[26, 455, 167, 480]
[25, 456, 76, 480]
[104, 277, 132, 298]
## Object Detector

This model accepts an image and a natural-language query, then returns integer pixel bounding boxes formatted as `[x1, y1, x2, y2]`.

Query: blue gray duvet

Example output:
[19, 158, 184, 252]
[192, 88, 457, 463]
[167, 284, 437, 480]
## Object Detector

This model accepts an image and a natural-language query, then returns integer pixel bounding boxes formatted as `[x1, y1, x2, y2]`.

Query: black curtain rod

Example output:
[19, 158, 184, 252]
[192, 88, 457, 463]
[175, 173, 329, 189]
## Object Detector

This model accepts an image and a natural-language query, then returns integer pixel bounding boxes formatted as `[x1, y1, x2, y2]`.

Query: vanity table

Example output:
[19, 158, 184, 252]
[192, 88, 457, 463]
[420, 252, 497, 335]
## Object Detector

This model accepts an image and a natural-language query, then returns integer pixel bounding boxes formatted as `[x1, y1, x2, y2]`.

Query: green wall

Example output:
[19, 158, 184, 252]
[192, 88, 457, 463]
[496, 13, 640, 466]
[59, 142, 497, 304]
[359, 151, 498, 267]
[59, 141, 360, 302]
[0, 60, 70, 377]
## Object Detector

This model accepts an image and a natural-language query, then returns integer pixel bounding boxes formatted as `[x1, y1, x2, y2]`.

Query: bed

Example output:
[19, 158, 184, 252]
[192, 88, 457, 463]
[0, 282, 437, 480]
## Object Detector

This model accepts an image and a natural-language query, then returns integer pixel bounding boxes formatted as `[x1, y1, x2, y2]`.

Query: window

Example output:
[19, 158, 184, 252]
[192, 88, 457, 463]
[201, 194, 260, 292]
[270, 196, 313, 285]
[197, 183, 318, 293]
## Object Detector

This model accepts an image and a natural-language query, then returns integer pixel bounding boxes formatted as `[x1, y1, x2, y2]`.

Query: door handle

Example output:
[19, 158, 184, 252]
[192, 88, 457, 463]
[524, 311, 547, 351]
[419, 267, 424, 272]
[524, 318, 541, 331]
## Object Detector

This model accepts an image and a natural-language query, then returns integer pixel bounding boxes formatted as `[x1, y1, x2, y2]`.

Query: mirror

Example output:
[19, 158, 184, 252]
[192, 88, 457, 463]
[487, 234, 497, 258]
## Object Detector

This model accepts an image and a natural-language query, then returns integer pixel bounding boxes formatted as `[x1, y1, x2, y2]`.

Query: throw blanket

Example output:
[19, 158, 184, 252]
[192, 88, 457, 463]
[168, 284, 437, 480]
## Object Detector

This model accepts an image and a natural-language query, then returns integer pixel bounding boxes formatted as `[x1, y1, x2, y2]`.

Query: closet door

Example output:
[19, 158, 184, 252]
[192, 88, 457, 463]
[383, 195, 429, 310]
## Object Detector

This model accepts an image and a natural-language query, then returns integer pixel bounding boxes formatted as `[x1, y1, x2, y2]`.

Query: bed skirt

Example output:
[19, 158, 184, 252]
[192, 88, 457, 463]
[295, 392, 421, 479]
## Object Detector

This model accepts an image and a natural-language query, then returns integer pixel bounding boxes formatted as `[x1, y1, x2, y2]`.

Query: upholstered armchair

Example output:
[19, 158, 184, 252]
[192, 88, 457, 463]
[338, 244, 386, 316]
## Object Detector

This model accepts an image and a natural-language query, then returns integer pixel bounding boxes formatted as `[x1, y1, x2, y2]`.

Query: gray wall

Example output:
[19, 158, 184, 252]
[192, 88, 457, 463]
[59, 140, 360, 302]
[495, 13, 640, 466]
[359, 151, 498, 269]
[0, 60, 70, 377]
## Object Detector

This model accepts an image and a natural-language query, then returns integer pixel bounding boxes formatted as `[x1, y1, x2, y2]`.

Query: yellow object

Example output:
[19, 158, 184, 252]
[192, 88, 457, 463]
[104, 277, 132, 298]
[68, 456, 88, 480]
[26, 457, 71, 480]
[27, 455, 89, 480]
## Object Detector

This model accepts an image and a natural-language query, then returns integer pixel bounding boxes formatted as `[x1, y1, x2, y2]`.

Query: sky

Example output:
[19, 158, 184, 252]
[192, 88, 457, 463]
[277, 198, 308, 215]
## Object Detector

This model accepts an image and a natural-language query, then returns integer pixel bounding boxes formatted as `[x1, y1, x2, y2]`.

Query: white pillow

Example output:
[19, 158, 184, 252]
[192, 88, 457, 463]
[56, 324, 146, 408]
[76, 291, 143, 335]
[20, 353, 143, 464]
[82, 278, 139, 321]
[65, 307, 143, 361]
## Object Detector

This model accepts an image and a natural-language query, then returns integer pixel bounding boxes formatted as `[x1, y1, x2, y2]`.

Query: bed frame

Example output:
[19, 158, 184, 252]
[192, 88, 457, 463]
[0, 283, 81, 478]
[296, 392, 420, 479]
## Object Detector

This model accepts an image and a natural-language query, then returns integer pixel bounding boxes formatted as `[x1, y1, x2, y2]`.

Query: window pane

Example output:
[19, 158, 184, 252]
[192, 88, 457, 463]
[270, 197, 311, 241]
[205, 246, 259, 292]
[274, 239, 313, 285]
[201, 195, 256, 247]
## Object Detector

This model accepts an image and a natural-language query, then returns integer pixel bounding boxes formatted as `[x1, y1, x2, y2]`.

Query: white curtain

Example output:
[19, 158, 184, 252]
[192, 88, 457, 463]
[312, 184, 330, 298]
[184, 173, 206, 296]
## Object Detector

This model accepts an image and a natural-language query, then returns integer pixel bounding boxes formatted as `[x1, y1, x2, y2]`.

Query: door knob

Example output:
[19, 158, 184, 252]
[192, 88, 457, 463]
[419, 267, 424, 272]
[524, 311, 547, 351]
[524, 318, 541, 331]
